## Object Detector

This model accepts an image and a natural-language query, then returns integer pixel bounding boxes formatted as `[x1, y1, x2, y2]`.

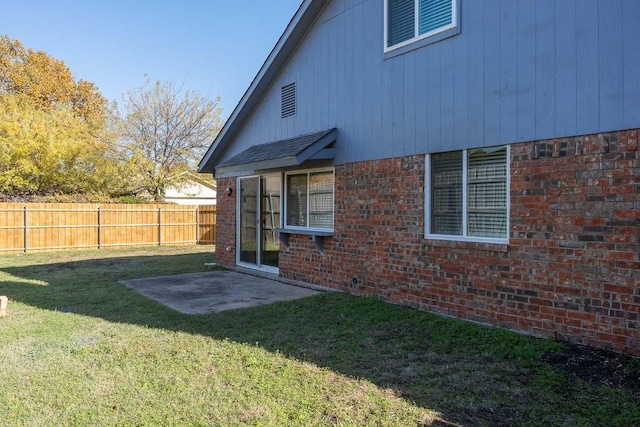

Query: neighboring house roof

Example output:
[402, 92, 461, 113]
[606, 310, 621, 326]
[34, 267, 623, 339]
[198, 0, 329, 175]
[164, 173, 217, 205]
[216, 128, 336, 176]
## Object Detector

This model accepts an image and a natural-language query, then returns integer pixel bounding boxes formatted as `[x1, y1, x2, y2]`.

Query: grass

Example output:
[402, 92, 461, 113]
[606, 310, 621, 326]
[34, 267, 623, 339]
[0, 246, 638, 426]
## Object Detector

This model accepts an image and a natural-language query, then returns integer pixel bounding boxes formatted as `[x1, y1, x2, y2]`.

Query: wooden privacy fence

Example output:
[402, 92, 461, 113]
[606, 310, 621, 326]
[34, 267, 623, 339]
[0, 203, 216, 253]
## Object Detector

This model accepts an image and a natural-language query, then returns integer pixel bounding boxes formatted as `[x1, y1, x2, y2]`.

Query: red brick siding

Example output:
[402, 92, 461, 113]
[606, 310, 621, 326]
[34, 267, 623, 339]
[223, 129, 640, 355]
[214, 177, 236, 268]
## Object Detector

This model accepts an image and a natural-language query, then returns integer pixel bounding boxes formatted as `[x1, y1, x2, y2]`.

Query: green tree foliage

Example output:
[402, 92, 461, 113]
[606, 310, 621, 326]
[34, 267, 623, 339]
[119, 79, 223, 201]
[0, 36, 118, 198]
[0, 95, 116, 195]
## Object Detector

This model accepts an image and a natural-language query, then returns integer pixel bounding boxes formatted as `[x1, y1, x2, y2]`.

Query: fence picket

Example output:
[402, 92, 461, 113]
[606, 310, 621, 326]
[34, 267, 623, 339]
[0, 203, 216, 253]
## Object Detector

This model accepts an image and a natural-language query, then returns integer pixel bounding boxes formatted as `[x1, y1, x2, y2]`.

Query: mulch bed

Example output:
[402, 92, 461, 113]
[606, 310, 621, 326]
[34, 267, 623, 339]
[542, 343, 640, 393]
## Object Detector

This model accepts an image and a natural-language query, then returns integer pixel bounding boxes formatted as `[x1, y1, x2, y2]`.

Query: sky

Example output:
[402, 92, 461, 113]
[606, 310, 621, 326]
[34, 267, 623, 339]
[0, 0, 302, 118]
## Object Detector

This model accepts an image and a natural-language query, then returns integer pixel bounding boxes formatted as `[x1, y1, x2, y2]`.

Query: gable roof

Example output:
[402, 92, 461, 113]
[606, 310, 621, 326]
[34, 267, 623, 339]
[198, 0, 330, 175]
[216, 128, 336, 176]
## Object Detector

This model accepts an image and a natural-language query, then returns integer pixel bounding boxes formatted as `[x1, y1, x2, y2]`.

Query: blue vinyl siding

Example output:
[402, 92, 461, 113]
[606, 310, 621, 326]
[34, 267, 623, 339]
[554, 0, 578, 137]
[218, 0, 640, 169]
[623, 0, 640, 125]
[576, 1, 599, 134]
[534, 0, 556, 140]
[599, 0, 624, 132]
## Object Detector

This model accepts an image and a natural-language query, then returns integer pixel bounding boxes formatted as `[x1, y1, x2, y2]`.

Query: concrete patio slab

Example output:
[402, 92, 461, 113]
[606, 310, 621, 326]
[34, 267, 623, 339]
[120, 270, 320, 314]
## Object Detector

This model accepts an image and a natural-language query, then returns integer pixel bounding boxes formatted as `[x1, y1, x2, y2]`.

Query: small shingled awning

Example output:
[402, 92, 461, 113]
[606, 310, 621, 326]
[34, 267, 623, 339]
[216, 128, 337, 175]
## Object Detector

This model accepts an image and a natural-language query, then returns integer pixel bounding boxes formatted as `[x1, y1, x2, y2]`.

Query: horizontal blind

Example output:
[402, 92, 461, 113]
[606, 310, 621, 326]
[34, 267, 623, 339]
[467, 147, 507, 238]
[309, 171, 334, 229]
[388, 0, 415, 47]
[419, 0, 453, 35]
[431, 151, 462, 235]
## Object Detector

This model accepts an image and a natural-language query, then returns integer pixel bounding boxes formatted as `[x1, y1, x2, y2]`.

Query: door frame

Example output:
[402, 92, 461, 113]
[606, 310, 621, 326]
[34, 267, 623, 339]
[236, 174, 281, 274]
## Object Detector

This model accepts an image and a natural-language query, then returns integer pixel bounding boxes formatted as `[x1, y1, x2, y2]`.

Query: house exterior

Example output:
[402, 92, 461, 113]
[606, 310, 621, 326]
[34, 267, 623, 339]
[199, 0, 640, 355]
[164, 174, 217, 205]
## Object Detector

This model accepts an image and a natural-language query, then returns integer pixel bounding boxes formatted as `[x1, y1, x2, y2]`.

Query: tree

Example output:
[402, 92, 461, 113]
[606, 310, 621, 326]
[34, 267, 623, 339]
[0, 95, 117, 196]
[0, 35, 107, 128]
[0, 36, 117, 198]
[119, 79, 223, 201]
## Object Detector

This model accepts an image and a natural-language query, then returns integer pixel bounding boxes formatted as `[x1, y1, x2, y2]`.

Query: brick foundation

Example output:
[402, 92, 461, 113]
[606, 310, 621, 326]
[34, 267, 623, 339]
[217, 129, 640, 355]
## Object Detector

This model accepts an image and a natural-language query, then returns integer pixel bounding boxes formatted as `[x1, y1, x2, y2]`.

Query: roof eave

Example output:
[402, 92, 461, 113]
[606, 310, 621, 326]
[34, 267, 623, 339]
[215, 128, 337, 177]
[198, 0, 329, 175]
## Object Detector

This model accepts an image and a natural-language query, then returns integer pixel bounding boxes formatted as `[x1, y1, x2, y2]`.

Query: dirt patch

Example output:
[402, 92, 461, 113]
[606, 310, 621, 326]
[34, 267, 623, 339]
[542, 343, 640, 393]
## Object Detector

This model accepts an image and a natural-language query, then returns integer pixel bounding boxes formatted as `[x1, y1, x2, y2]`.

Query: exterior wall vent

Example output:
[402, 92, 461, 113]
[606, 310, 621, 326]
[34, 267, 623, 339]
[281, 82, 296, 119]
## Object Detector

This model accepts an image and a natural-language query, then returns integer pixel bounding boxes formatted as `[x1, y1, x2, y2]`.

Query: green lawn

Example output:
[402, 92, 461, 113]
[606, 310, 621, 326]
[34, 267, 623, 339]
[0, 246, 638, 426]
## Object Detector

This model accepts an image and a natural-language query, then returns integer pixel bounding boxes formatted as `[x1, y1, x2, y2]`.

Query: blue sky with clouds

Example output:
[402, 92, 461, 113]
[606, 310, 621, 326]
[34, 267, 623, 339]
[0, 0, 302, 117]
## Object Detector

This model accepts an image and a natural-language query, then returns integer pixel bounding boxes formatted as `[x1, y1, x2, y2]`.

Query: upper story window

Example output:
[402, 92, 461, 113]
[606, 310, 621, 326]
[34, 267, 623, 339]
[385, 0, 457, 52]
[426, 146, 509, 243]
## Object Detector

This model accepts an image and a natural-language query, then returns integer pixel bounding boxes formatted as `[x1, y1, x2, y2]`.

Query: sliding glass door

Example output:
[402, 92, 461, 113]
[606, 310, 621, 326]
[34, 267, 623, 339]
[238, 174, 281, 271]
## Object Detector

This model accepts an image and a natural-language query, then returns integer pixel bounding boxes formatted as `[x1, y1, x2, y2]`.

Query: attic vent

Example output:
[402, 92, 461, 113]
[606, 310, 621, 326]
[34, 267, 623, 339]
[281, 82, 296, 118]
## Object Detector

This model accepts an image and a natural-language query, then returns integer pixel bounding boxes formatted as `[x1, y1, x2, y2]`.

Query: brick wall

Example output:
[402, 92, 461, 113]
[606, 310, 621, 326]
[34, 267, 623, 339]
[277, 129, 639, 355]
[216, 129, 639, 354]
[214, 177, 236, 268]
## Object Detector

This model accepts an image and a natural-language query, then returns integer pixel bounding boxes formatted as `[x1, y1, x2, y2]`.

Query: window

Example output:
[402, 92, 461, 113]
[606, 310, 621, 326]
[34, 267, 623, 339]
[385, 0, 457, 51]
[426, 146, 508, 242]
[281, 82, 296, 118]
[285, 169, 334, 230]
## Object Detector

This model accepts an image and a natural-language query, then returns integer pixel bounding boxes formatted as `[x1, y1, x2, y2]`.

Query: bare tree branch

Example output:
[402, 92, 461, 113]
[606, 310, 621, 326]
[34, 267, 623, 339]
[119, 79, 223, 201]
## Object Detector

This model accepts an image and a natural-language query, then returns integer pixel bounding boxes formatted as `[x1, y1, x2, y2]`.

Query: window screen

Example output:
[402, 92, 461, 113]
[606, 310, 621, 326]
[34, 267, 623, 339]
[286, 174, 307, 227]
[467, 147, 507, 238]
[431, 151, 462, 235]
[429, 146, 508, 240]
[309, 171, 334, 228]
[286, 170, 334, 230]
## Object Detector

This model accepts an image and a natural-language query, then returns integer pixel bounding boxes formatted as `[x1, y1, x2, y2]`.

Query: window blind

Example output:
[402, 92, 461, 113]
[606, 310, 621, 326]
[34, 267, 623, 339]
[309, 171, 334, 228]
[286, 174, 307, 226]
[467, 147, 507, 238]
[419, 0, 453, 35]
[286, 170, 334, 230]
[388, 0, 415, 47]
[431, 151, 463, 235]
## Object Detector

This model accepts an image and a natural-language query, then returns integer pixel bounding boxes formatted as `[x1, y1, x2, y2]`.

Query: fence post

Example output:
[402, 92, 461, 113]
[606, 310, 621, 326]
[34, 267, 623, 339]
[97, 207, 102, 249]
[158, 207, 162, 246]
[196, 207, 200, 245]
[23, 205, 28, 253]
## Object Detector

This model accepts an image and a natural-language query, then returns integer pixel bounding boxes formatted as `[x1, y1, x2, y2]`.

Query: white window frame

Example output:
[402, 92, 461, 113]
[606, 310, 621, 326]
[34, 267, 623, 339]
[284, 168, 335, 232]
[384, 0, 458, 53]
[425, 147, 510, 244]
